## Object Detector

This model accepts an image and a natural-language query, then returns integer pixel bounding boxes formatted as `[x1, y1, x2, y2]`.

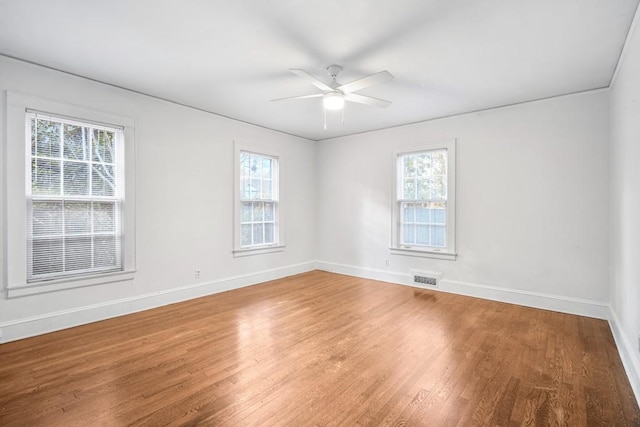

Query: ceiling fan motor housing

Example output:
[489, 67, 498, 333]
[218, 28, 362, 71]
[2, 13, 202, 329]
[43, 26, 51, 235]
[326, 64, 342, 80]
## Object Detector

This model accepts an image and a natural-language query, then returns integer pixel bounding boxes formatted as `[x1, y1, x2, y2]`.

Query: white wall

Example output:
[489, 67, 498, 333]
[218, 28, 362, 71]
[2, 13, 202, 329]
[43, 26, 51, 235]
[610, 9, 640, 401]
[0, 56, 316, 339]
[317, 90, 610, 309]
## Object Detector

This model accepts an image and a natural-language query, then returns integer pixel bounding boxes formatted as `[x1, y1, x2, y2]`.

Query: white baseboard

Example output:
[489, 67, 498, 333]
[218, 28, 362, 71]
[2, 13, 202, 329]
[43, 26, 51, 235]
[0, 261, 316, 344]
[608, 308, 640, 405]
[316, 261, 610, 319]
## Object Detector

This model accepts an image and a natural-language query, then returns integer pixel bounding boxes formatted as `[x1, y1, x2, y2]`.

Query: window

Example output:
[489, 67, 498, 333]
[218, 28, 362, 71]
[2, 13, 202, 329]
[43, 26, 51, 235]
[234, 145, 283, 256]
[27, 112, 123, 281]
[4, 92, 136, 297]
[391, 140, 456, 260]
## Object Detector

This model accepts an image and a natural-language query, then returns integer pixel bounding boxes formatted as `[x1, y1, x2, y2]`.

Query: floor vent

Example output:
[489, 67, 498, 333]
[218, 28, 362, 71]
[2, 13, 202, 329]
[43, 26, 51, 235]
[410, 270, 441, 287]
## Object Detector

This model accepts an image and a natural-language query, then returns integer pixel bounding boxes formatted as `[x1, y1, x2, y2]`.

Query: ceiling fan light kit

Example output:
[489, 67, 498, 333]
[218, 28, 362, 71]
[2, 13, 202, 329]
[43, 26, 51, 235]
[271, 64, 394, 127]
[322, 91, 345, 110]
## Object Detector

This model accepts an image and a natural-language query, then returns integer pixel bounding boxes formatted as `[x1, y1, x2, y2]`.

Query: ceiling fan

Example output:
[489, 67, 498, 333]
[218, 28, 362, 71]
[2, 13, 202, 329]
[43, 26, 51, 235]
[271, 65, 394, 111]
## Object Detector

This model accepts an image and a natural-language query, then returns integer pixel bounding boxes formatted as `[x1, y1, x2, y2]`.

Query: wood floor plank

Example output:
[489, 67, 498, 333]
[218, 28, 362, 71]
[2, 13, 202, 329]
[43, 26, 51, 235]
[0, 271, 638, 426]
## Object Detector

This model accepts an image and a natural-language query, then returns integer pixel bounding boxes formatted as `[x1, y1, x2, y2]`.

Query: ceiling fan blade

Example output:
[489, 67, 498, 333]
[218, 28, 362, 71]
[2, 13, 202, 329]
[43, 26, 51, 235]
[344, 93, 392, 108]
[270, 93, 323, 102]
[337, 70, 394, 94]
[290, 69, 333, 91]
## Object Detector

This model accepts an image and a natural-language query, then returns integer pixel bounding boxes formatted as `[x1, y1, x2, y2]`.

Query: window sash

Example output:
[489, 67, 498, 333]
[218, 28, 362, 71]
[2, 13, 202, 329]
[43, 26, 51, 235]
[399, 201, 447, 248]
[240, 200, 277, 248]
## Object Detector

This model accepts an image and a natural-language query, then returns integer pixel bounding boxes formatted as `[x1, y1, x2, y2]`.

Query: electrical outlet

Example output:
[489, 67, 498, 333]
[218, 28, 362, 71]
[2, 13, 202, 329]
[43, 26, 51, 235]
[384, 259, 390, 266]
[195, 269, 201, 280]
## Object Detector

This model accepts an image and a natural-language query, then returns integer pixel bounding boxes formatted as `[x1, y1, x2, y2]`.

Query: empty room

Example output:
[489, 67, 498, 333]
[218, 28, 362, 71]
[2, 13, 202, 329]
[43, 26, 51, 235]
[1, 0, 639, 425]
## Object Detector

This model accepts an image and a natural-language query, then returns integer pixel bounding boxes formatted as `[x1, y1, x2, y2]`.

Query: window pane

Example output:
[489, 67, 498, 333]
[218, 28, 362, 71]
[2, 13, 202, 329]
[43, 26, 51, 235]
[32, 158, 61, 195]
[432, 151, 447, 175]
[416, 225, 428, 245]
[94, 235, 119, 268]
[93, 202, 116, 232]
[430, 225, 446, 247]
[92, 164, 115, 196]
[32, 238, 63, 275]
[63, 124, 89, 160]
[431, 202, 446, 224]
[416, 153, 432, 177]
[403, 224, 415, 245]
[262, 158, 272, 178]
[241, 224, 252, 246]
[416, 205, 428, 223]
[264, 223, 274, 244]
[240, 152, 250, 177]
[252, 224, 264, 245]
[403, 156, 416, 178]
[92, 129, 115, 164]
[261, 179, 272, 199]
[402, 203, 415, 222]
[240, 178, 252, 199]
[35, 119, 61, 158]
[241, 202, 252, 222]
[32, 201, 63, 236]
[403, 179, 415, 199]
[432, 175, 446, 200]
[63, 161, 90, 195]
[264, 202, 274, 221]
[253, 202, 264, 221]
[65, 236, 92, 271]
[250, 156, 261, 178]
[30, 118, 37, 156]
[65, 202, 91, 234]
[249, 179, 261, 199]
[417, 179, 432, 200]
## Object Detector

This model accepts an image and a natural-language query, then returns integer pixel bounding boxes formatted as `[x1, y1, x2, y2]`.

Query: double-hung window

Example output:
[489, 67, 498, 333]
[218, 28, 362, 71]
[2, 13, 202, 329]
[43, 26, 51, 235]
[4, 92, 135, 298]
[391, 140, 456, 260]
[27, 112, 124, 281]
[234, 146, 283, 256]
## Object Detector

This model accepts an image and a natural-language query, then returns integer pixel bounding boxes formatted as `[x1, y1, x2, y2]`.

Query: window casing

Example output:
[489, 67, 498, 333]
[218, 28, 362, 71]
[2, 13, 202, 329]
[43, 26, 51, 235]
[4, 92, 136, 298]
[233, 144, 284, 256]
[391, 140, 456, 260]
[26, 112, 124, 282]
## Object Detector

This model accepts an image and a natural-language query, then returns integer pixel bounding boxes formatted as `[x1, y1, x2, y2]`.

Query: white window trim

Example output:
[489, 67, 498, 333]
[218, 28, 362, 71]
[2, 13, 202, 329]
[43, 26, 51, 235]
[390, 139, 457, 261]
[232, 141, 285, 257]
[3, 91, 137, 298]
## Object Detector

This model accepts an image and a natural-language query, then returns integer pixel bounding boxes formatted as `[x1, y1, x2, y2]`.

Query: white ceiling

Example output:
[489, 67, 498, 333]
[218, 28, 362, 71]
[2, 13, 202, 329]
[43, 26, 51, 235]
[1, 0, 638, 141]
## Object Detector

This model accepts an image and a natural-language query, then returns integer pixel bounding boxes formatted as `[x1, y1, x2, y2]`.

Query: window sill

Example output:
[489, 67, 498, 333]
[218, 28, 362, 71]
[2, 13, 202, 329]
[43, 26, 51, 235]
[5, 270, 137, 299]
[389, 247, 457, 261]
[233, 245, 285, 258]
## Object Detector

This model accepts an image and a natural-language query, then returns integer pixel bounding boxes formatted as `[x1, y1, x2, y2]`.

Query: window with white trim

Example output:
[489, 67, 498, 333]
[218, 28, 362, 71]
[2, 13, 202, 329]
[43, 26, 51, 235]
[27, 112, 124, 281]
[3, 92, 136, 298]
[391, 140, 456, 259]
[234, 149, 282, 255]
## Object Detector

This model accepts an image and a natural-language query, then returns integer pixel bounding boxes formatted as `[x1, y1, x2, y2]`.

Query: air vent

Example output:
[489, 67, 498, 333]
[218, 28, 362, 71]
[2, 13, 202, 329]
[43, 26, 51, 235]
[410, 270, 441, 288]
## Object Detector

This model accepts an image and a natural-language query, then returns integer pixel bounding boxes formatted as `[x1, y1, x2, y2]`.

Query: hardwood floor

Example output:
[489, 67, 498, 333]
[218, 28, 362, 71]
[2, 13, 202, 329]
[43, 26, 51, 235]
[0, 271, 638, 426]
